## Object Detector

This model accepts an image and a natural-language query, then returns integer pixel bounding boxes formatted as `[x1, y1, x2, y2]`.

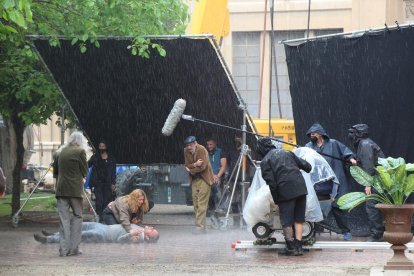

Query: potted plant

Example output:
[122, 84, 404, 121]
[338, 157, 414, 270]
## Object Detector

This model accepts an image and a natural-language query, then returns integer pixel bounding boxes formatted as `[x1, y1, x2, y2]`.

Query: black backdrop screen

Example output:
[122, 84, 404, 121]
[34, 37, 252, 164]
[285, 27, 414, 163]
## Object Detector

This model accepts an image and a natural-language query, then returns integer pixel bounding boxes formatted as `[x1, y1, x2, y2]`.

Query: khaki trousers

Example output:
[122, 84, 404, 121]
[191, 178, 211, 229]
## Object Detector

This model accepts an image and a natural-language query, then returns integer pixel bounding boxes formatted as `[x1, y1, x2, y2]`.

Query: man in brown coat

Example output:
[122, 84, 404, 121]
[55, 131, 89, 256]
[183, 136, 213, 233]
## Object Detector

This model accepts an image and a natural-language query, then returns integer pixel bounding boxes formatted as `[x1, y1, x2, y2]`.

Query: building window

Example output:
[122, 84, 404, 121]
[271, 30, 306, 119]
[232, 32, 261, 117]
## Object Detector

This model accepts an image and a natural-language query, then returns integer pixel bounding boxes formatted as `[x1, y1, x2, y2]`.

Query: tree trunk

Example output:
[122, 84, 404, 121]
[10, 114, 25, 216]
[0, 119, 17, 195]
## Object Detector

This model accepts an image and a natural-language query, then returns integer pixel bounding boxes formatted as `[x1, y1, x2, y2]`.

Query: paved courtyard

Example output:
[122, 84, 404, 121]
[0, 204, 411, 275]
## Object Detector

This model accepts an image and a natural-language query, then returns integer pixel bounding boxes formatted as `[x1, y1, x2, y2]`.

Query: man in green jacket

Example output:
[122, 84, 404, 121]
[55, 131, 89, 257]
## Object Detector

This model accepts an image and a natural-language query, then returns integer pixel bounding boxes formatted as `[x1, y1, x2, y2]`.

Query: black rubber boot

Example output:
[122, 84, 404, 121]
[34, 234, 47, 244]
[41, 229, 54, 237]
[295, 239, 303, 256]
[278, 239, 297, 256]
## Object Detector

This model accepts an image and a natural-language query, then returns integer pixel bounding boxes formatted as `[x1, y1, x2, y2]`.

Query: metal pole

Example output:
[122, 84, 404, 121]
[11, 163, 53, 227]
[27, 34, 216, 40]
[268, 0, 274, 135]
[241, 109, 247, 183]
[269, 0, 282, 120]
[60, 105, 65, 146]
[281, 22, 413, 45]
[307, 0, 311, 39]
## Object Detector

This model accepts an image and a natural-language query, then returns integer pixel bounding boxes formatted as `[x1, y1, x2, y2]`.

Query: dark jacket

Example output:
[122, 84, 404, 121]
[56, 144, 88, 198]
[260, 149, 312, 203]
[350, 124, 385, 176]
[88, 153, 116, 190]
[305, 123, 354, 197]
[356, 138, 385, 176]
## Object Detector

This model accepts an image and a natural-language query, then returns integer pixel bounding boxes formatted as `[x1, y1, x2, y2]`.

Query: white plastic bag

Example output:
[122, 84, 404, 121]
[242, 171, 275, 229]
[243, 148, 332, 230]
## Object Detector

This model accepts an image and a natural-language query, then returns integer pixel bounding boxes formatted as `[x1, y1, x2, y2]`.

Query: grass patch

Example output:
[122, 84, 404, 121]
[0, 192, 56, 216]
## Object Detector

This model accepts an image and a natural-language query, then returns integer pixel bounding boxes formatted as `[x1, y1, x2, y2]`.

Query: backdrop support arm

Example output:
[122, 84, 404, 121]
[182, 114, 349, 162]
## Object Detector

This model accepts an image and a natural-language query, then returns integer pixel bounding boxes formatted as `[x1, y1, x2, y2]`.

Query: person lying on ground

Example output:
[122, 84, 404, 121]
[33, 222, 159, 244]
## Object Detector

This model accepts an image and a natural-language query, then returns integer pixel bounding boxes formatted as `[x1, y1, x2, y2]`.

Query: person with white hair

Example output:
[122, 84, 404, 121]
[55, 131, 89, 256]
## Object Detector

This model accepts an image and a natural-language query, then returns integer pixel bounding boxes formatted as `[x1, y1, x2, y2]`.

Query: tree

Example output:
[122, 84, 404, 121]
[0, 0, 189, 215]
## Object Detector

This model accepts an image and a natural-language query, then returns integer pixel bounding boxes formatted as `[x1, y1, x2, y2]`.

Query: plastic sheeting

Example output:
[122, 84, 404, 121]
[293, 147, 339, 198]
[243, 148, 333, 230]
[293, 147, 339, 218]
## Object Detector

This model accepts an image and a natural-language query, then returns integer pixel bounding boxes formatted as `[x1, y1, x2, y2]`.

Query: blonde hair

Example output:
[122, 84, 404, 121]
[122, 189, 149, 214]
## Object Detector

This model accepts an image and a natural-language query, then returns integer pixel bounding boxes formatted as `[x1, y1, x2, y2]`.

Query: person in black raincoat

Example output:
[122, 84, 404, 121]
[305, 123, 357, 241]
[88, 141, 117, 222]
[258, 137, 312, 256]
[348, 124, 385, 242]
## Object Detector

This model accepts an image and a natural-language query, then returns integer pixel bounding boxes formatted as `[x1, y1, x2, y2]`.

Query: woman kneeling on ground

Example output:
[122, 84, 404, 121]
[102, 189, 150, 233]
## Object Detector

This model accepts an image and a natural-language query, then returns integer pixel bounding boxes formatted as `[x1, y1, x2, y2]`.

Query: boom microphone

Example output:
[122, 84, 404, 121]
[161, 98, 187, 136]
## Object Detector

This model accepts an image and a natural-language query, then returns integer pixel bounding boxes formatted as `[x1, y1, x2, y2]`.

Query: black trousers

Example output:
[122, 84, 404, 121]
[94, 183, 113, 219]
[101, 207, 118, 225]
[366, 198, 385, 238]
[318, 194, 350, 233]
[331, 202, 350, 233]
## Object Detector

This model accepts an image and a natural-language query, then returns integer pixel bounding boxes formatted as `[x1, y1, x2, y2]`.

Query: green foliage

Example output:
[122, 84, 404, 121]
[337, 192, 367, 211]
[0, 42, 62, 126]
[0, 0, 189, 127]
[0, 0, 189, 215]
[46, 197, 57, 211]
[338, 157, 414, 210]
[0, 192, 55, 216]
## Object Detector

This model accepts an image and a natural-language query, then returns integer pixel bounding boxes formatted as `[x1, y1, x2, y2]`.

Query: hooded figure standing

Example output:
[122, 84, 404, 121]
[88, 141, 116, 221]
[305, 123, 357, 241]
[348, 124, 385, 242]
[258, 137, 312, 256]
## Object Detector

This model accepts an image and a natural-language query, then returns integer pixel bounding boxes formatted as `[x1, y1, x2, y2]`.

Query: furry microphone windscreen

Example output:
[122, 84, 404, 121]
[161, 98, 187, 136]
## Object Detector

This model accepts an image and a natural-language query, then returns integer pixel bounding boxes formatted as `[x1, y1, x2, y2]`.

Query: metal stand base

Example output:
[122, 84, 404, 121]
[232, 240, 414, 252]
[11, 162, 98, 227]
[214, 150, 255, 231]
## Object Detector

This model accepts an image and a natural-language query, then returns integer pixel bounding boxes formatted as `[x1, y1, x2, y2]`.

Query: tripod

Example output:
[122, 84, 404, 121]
[212, 142, 257, 231]
[203, 106, 257, 231]
[11, 161, 99, 228]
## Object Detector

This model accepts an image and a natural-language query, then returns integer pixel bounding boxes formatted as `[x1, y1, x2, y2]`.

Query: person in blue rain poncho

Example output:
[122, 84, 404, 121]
[305, 123, 357, 241]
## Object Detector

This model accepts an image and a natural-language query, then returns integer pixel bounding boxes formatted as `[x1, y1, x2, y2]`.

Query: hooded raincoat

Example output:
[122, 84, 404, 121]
[305, 123, 354, 197]
[348, 124, 385, 175]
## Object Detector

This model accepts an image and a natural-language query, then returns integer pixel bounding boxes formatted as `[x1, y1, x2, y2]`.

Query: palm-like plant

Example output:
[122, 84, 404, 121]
[338, 157, 414, 211]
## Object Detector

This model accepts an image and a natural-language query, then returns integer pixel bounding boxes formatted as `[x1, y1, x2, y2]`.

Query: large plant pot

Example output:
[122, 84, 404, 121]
[376, 204, 414, 270]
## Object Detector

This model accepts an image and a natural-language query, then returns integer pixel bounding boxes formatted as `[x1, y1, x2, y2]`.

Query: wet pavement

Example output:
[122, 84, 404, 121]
[0, 204, 411, 275]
